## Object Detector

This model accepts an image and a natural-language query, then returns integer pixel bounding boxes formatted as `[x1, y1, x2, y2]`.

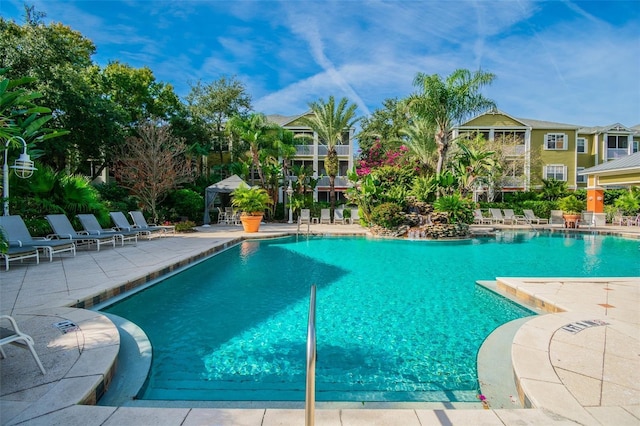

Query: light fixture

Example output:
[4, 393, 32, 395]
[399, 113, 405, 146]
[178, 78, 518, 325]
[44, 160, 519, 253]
[286, 180, 294, 224]
[3, 136, 37, 216]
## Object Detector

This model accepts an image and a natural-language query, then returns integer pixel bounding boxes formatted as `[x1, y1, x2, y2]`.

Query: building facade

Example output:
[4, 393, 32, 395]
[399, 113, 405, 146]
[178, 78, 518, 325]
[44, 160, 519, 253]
[454, 110, 640, 194]
[268, 113, 356, 202]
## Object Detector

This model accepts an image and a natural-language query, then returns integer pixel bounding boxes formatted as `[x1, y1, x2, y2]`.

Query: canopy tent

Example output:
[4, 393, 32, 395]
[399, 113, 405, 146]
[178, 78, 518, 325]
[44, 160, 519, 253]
[203, 175, 248, 224]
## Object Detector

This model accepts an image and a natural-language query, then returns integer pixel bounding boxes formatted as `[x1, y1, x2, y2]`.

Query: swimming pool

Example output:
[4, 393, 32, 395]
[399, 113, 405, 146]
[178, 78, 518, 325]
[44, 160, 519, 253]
[103, 232, 639, 403]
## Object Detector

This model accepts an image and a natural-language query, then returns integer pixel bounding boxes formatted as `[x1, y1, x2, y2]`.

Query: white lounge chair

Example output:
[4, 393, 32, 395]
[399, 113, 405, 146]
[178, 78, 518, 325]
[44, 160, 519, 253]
[334, 208, 346, 225]
[0, 215, 76, 262]
[549, 210, 564, 226]
[473, 209, 491, 224]
[523, 209, 549, 225]
[350, 208, 360, 225]
[489, 208, 506, 224]
[502, 209, 525, 225]
[0, 315, 46, 374]
[299, 209, 311, 225]
[0, 244, 39, 271]
[320, 209, 331, 224]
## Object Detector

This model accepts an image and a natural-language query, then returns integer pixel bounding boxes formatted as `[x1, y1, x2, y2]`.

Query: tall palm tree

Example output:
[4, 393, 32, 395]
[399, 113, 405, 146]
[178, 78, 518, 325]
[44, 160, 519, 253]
[408, 69, 496, 175]
[298, 96, 359, 212]
[399, 117, 438, 175]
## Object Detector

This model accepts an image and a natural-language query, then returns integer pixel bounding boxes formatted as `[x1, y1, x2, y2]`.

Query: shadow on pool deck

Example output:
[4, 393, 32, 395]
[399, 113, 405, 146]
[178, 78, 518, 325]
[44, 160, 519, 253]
[1, 222, 639, 425]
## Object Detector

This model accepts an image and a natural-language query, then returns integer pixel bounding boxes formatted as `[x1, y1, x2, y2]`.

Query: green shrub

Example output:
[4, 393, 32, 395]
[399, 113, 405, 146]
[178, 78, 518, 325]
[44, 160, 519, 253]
[174, 220, 196, 232]
[370, 202, 405, 229]
[162, 189, 205, 222]
[434, 194, 474, 224]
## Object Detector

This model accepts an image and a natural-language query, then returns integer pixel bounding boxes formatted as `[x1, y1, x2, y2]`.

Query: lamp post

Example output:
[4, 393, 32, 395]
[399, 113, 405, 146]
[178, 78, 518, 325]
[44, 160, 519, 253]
[286, 180, 294, 224]
[3, 136, 36, 216]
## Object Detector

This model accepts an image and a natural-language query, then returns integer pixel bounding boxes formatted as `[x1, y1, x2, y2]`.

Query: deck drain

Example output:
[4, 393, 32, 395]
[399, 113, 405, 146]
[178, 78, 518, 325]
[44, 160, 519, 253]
[53, 320, 78, 334]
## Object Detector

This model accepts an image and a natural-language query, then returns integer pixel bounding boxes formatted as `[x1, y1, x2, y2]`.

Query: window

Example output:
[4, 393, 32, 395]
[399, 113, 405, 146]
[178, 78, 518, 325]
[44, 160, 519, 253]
[633, 141, 639, 153]
[607, 135, 628, 159]
[544, 164, 566, 181]
[577, 138, 586, 154]
[576, 167, 586, 184]
[545, 133, 566, 150]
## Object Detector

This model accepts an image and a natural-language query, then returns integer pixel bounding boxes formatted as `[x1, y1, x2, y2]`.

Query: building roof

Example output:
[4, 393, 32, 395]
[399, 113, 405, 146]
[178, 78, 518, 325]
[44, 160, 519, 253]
[577, 123, 636, 135]
[580, 152, 640, 175]
[515, 117, 580, 130]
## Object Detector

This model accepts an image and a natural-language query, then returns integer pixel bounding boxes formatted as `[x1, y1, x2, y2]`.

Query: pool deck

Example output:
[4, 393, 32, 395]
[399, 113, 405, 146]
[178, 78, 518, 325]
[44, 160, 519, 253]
[1, 222, 639, 425]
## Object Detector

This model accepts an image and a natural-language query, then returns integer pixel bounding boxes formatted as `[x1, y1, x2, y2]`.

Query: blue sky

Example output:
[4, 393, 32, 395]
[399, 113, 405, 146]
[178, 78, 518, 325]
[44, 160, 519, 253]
[1, 0, 639, 126]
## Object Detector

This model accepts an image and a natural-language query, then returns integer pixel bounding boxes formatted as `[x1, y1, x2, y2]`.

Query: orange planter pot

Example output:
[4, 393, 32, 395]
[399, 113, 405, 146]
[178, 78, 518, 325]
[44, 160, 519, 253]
[240, 214, 263, 233]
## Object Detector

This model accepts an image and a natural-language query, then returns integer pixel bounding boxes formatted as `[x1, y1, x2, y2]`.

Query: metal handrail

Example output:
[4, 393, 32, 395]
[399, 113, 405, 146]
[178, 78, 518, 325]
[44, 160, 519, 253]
[305, 284, 317, 426]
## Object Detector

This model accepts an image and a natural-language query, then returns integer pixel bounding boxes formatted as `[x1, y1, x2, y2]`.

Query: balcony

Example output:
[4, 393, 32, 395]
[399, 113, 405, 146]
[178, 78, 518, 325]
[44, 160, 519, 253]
[607, 149, 629, 160]
[316, 176, 351, 188]
[500, 176, 526, 188]
[503, 145, 526, 156]
[295, 145, 350, 157]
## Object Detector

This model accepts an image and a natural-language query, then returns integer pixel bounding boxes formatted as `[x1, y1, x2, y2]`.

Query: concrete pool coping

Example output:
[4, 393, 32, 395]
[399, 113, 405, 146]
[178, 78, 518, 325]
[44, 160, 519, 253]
[1, 223, 639, 425]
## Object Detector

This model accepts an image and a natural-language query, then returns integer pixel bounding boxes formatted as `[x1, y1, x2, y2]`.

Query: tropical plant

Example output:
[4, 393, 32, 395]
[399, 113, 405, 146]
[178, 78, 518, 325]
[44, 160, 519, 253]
[398, 117, 437, 174]
[613, 189, 640, 215]
[370, 202, 405, 229]
[540, 178, 567, 201]
[451, 142, 496, 197]
[231, 184, 273, 216]
[433, 193, 474, 224]
[557, 195, 586, 215]
[407, 68, 496, 174]
[298, 96, 359, 213]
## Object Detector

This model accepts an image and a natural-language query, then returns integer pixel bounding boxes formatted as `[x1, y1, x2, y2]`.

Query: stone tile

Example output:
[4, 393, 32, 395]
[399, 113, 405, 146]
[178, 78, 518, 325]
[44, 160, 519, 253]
[585, 406, 640, 426]
[183, 408, 266, 426]
[601, 381, 640, 406]
[622, 405, 640, 420]
[66, 344, 118, 378]
[262, 408, 342, 426]
[549, 341, 605, 380]
[8, 375, 104, 424]
[604, 326, 640, 361]
[341, 409, 421, 425]
[512, 344, 560, 383]
[13, 404, 117, 426]
[416, 408, 503, 425]
[555, 368, 602, 406]
[103, 407, 190, 425]
[494, 408, 581, 425]
[517, 379, 597, 425]
[603, 352, 640, 391]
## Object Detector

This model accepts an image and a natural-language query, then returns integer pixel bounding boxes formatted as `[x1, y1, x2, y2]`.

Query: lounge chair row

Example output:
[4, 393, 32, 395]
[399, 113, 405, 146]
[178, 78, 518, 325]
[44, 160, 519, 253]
[0, 211, 175, 271]
[298, 208, 361, 225]
[473, 209, 550, 225]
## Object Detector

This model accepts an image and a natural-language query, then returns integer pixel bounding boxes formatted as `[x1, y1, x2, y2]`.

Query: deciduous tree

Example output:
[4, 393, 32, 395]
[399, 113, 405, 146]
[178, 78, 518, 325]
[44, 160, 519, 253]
[113, 121, 194, 222]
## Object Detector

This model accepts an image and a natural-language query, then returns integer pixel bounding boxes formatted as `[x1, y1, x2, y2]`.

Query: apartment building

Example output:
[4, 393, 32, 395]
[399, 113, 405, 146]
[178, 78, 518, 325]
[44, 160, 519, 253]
[454, 110, 640, 192]
[268, 113, 356, 202]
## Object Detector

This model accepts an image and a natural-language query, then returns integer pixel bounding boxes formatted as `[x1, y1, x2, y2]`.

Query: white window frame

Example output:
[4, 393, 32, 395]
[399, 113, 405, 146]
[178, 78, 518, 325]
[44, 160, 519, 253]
[576, 137, 587, 154]
[544, 164, 567, 181]
[576, 167, 586, 184]
[544, 133, 567, 150]
[633, 140, 639, 153]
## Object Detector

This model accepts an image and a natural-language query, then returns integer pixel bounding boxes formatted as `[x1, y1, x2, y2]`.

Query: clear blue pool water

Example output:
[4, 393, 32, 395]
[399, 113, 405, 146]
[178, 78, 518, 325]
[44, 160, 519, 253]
[103, 232, 639, 402]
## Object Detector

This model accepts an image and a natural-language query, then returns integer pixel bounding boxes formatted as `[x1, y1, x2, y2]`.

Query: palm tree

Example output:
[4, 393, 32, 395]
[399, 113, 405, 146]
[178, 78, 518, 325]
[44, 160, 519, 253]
[408, 69, 496, 175]
[399, 117, 438, 175]
[452, 142, 496, 197]
[298, 96, 359, 212]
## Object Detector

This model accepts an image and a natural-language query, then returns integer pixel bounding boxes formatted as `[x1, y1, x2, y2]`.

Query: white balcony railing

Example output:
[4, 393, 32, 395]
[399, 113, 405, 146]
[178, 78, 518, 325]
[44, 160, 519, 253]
[501, 176, 526, 188]
[316, 176, 351, 188]
[607, 149, 628, 160]
[503, 145, 526, 156]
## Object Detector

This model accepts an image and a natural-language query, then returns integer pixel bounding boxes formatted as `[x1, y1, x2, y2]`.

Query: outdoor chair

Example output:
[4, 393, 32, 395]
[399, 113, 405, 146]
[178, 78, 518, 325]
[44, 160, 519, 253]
[334, 208, 347, 225]
[581, 211, 596, 229]
[522, 209, 549, 225]
[549, 210, 564, 226]
[624, 213, 640, 226]
[350, 208, 360, 225]
[45, 214, 116, 251]
[129, 211, 175, 236]
[489, 208, 506, 224]
[299, 209, 311, 225]
[473, 209, 492, 224]
[320, 209, 331, 224]
[0, 215, 76, 262]
[216, 207, 228, 224]
[77, 214, 138, 246]
[0, 244, 39, 271]
[502, 209, 525, 225]
[0, 315, 46, 374]
[109, 212, 152, 240]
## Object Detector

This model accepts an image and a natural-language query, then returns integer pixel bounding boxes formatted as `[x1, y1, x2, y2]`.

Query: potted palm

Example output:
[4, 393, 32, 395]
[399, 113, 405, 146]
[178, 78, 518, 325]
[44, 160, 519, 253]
[558, 195, 585, 228]
[231, 184, 273, 233]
